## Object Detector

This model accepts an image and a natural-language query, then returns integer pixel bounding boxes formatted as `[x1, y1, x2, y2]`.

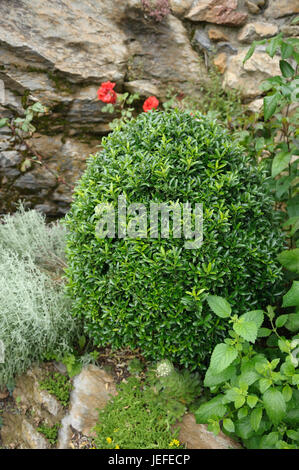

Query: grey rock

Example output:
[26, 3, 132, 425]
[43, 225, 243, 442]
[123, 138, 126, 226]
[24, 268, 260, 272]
[58, 365, 117, 449]
[0, 150, 21, 167]
[216, 42, 238, 54]
[175, 413, 241, 449]
[238, 23, 279, 43]
[194, 30, 213, 51]
[223, 47, 281, 99]
[280, 25, 299, 37]
[124, 80, 160, 97]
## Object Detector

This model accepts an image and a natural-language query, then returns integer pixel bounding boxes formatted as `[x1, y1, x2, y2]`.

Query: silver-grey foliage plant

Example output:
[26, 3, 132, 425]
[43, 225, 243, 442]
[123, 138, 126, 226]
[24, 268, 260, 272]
[0, 207, 80, 387]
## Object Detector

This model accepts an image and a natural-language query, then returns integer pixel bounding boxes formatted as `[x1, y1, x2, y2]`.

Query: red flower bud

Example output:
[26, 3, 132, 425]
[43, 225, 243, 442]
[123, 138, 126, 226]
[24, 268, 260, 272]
[97, 81, 117, 104]
[143, 96, 159, 113]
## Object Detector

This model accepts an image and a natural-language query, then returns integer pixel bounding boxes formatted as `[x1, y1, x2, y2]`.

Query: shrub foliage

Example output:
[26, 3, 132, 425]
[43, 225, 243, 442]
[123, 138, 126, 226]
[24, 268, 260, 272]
[0, 209, 80, 387]
[65, 110, 284, 368]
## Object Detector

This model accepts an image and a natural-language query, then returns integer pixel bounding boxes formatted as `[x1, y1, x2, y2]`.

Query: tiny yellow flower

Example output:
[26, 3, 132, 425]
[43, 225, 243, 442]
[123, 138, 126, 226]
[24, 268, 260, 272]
[114, 428, 119, 433]
[169, 439, 180, 448]
[106, 437, 112, 444]
[115, 445, 120, 449]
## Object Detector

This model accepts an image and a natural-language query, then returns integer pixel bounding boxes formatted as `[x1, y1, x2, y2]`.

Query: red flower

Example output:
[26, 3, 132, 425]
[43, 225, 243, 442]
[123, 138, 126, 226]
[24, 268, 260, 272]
[97, 81, 117, 104]
[143, 96, 159, 112]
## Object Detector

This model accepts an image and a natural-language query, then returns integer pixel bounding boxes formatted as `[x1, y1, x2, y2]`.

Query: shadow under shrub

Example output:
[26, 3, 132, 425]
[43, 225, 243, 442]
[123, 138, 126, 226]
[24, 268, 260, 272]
[65, 110, 285, 369]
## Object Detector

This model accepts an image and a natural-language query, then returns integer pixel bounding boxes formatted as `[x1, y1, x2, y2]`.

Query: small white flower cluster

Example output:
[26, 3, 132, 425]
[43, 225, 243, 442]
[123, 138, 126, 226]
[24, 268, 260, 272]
[156, 360, 174, 377]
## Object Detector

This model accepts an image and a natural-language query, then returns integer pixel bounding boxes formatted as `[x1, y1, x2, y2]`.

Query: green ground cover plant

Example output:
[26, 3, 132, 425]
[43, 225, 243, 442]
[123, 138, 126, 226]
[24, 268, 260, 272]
[39, 371, 72, 407]
[37, 422, 60, 445]
[93, 361, 199, 449]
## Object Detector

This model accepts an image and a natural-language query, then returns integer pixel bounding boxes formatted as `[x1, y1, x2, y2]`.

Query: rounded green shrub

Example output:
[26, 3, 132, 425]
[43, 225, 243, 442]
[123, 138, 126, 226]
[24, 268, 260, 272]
[65, 110, 284, 368]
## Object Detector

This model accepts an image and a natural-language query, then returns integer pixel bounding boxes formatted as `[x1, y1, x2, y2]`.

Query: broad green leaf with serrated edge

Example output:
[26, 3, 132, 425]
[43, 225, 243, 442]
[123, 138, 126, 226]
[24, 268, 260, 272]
[247, 395, 258, 408]
[233, 320, 257, 343]
[285, 313, 299, 332]
[207, 295, 231, 318]
[286, 430, 299, 441]
[195, 397, 226, 423]
[243, 43, 256, 63]
[280, 60, 295, 78]
[242, 310, 264, 329]
[267, 35, 281, 58]
[258, 327, 272, 337]
[250, 407, 262, 432]
[292, 375, 299, 386]
[209, 343, 238, 373]
[260, 432, 279, 449]
[276, 315, 289, 328]
[272, 150, 292, 177]
[235, 396, 246, 409]
[259, 378, 272, 394]
[223, 418, 235, 433]
[282, 384, 293, 402]
[204, 364, 236, 388]
[207, 420, 220, 435]
[263, 389, 286, 425]
[264, 93, 280, 121]
[281, 42, 293, 59]
[238, 407, 248, 419]
[283, 281, 299, 308]
[277, 249, 299, 274]
[235, 416, 253, 440]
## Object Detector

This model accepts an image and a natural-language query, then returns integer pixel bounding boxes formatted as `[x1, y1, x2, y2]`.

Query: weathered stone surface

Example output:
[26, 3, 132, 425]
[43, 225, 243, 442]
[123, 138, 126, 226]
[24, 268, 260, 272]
[0, 1, 207, 109]
[123, 13, 209, 97]
[216, 42, 238, 54]
[58, 365, 116, 449]
[245, 0, 260, 14]
[0, 133, 99, 217]
[213, 52, 228, 74]
[12, 365, 64, 419]
[0, 0, 210, 217]
[238, 22, 279, 43]
[265, 0, 299, 19]
[170, 0, 193, 17]
[247, 97, 263, 113]
[208, 28, 229, 42]
[0, 151, 21, 168]
[223, 47, 281, 99]
[1, 414, 50, 449]
[186, 0, 248, 26]
[124, 80, 160, 97]
[194, 30, 213, 51]
[1, 364, 65, 449]
[176, 413, 241, 449]
[280, 25, 299, 37]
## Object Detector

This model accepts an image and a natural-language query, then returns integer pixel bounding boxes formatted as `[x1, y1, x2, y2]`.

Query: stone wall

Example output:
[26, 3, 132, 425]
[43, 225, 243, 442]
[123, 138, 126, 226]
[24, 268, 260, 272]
[0, 0, 298, 217]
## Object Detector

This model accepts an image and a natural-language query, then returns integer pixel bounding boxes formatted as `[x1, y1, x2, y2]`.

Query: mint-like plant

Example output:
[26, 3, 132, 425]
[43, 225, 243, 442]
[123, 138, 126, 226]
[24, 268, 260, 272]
[243, 34, 299, 244]
[195, 292, 299, 449]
